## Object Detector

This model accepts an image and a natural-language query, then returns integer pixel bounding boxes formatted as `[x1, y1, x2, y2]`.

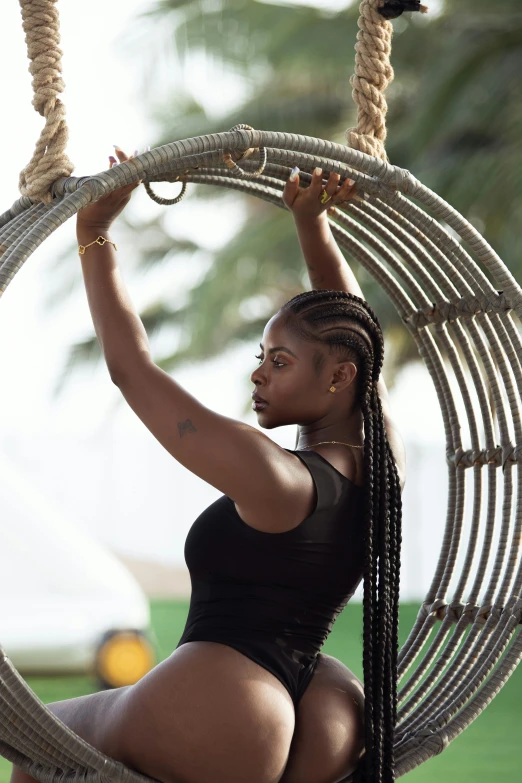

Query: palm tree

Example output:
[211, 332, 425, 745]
[47, 0, 522, 416]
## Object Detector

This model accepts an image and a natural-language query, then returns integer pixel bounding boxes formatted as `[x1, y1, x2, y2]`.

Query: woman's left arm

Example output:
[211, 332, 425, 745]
[74, 150, 310, 513]
[76, 220, 150, 380]
[76, 147, 150, 381]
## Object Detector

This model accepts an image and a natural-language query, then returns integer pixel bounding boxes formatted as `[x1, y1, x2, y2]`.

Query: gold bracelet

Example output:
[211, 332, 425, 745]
[78, 236, 118, 255]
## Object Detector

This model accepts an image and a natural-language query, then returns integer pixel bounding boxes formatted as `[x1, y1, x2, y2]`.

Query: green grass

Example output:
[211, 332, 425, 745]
[1, 601, 520, 783]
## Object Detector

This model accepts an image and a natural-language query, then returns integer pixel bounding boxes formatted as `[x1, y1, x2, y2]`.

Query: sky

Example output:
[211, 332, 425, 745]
[0, 0, 452, 595]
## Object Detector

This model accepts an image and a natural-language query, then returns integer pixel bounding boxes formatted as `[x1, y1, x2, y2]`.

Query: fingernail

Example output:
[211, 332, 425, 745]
[113, 145, 120, 150]
[144, 145, 151, 152]
[348, 178, 355, 186]
[289, 166, 299, 182]
[314, 167, 322, 176]
[133, 149, 139, 157]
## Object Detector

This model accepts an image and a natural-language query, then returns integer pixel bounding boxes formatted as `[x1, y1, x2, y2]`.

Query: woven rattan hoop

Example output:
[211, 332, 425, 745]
[2, 129, 522, 782]
[2, 0, 522, 781]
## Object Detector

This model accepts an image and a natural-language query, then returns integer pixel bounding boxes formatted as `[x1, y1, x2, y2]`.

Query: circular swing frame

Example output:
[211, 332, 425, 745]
[2, 0, 522, 780]
[1, 127, 522, 780]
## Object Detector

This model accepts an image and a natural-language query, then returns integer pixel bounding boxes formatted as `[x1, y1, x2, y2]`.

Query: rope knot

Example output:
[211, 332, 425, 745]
[18, 0, 74, 204]
[345, 0, 428, 161]
[344, 0, 394, 162]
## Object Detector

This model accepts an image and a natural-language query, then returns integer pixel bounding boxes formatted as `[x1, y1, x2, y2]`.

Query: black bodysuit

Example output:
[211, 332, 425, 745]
[176, 448, 366, 707]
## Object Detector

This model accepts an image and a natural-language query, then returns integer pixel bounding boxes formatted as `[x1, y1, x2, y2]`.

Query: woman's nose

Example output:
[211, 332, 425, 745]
[250, 365, 263, 384]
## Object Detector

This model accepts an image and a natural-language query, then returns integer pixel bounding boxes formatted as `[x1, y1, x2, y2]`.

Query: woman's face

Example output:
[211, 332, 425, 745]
[250, 312, 357, 429]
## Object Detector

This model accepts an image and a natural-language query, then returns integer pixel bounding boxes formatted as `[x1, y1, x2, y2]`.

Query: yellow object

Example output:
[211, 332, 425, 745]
[320, 189, 332, 204]
[95, 631, 155, 688]
[78, 236, 118, 255]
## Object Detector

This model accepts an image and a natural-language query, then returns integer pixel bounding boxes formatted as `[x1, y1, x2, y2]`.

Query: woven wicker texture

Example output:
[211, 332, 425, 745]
[1, 127, 522, 783]
[3, 0, 521, 780]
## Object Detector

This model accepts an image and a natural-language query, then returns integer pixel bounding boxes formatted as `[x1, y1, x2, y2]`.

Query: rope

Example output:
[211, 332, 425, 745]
[345, 0, 428, 162]
[17, 0, 74, 204]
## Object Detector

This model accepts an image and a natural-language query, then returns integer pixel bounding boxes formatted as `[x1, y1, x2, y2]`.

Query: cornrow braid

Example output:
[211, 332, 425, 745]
[280, 289, 403, 783]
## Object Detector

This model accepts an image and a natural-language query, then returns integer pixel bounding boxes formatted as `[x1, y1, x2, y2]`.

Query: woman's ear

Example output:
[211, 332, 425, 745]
[333, 361, 358, 391]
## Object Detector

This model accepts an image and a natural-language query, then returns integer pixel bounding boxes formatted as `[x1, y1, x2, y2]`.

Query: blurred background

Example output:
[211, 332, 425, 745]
[0, 0, 521, 781]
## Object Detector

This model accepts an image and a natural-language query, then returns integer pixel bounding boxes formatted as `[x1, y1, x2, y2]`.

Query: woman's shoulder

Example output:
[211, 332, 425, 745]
[292, 445, 364, 489]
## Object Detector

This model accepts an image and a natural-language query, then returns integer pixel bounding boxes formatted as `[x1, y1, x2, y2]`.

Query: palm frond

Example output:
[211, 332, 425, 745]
[47, 0, 522, 391]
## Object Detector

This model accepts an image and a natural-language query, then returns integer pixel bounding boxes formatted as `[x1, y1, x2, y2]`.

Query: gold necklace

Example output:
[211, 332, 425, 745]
[299, 440, 363, 450]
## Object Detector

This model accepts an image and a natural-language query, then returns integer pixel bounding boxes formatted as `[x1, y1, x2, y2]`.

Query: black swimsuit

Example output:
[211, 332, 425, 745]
[175, 448, 366, 707]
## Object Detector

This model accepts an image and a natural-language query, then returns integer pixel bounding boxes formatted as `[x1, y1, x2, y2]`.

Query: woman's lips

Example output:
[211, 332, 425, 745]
[252, 397, 268, 411]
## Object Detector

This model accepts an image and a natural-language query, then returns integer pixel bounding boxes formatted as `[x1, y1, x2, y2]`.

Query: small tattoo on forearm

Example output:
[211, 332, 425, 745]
[178, 419, 198, 438]
[306, 264, 324, 286]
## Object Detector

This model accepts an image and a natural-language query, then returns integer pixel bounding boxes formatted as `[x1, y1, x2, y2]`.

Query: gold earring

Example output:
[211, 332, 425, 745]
[329, 386, 336, 392]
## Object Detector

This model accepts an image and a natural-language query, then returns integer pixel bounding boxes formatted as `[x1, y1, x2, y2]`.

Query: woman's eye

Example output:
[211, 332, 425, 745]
[254, 355, 285, 368]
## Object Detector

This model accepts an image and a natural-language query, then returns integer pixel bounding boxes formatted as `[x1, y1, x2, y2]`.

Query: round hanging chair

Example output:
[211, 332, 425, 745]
[2, 0, 522, 782]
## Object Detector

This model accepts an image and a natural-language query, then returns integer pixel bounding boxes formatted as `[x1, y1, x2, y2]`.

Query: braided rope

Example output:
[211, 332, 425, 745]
[17, 0, 74, 204]
[345, 0, 395, 161]
[14, 0, 427, 205]
[345, 0, 428, 162]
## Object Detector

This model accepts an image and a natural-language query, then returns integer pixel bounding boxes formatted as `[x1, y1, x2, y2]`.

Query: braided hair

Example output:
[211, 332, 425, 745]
[279, 289, 403, 783]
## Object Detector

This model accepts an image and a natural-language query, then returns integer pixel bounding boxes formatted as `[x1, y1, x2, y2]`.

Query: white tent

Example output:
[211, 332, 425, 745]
[0, 447, 151, 673]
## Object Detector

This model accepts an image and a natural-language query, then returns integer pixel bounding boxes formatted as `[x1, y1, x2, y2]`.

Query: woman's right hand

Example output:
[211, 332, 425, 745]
[282, 167, 357, 221]
[77, 147, 141, 230]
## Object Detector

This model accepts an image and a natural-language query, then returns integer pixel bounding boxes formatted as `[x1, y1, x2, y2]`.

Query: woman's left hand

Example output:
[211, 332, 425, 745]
[77, 146, 142, 229]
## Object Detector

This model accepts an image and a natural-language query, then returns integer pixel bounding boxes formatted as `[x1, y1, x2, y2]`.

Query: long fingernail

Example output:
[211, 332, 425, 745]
[113, 145, 120, 150]
[134, 149, 139, 157]
[289, 166, 299, 182]
[314, 167, 322, 176]
[144, 145, 151, 152]
[348, 178, 355, 186]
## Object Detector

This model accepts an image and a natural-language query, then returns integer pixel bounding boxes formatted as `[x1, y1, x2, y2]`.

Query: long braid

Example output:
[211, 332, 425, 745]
[375, 391, 392, 782]
[280, 289, 402, 783]
[373, 389, 386, 781]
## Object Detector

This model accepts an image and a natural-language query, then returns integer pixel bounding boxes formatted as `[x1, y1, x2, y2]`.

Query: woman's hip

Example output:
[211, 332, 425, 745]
[36, 641, 297, 783]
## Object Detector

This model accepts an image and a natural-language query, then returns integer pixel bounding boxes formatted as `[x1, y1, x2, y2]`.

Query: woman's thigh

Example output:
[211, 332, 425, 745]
[110, 642, 296, 783]
[47, 687, 130, 755]
[279, 653, 365, 783]
[11, 642, 296, 783]
[10, 687, 130, 783]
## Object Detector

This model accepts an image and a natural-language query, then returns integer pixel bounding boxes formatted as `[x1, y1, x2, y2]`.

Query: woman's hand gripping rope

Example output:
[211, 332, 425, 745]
[282, 167, 358, 220]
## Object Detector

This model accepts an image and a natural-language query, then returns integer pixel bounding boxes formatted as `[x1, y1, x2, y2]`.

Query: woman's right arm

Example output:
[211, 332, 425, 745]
[284, 167, 406, 490]
[285, 167, 364, 298]
[294, 211, 364, 299]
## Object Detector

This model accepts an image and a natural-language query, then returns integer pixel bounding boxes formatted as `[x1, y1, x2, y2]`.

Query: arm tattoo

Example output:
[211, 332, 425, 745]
[178, 418, 198, 438]
[306, 263, 325, 287]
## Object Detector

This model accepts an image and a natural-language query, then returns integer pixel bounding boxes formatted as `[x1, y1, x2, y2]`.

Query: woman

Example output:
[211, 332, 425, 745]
[11, 149, 406, 783]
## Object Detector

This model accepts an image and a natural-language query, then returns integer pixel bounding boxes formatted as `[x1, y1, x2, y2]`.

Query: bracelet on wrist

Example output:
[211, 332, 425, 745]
[78, 236, 118, 255]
